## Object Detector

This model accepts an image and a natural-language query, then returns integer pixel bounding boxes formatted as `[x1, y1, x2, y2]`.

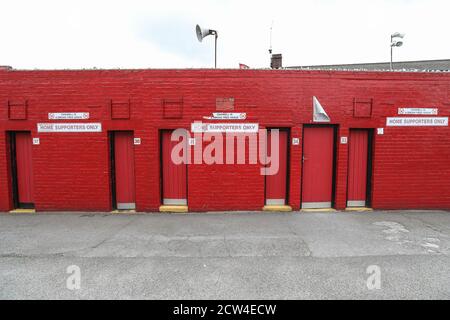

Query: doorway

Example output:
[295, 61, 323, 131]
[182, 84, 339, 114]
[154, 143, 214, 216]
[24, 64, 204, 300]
[347, 129, 373, 207]
[265, 128, 289, 205]
[301, 126, 336, 209]
[9, 132, 35, 209]
[110, 131, 136, 210]
[161, 130, 187, 205]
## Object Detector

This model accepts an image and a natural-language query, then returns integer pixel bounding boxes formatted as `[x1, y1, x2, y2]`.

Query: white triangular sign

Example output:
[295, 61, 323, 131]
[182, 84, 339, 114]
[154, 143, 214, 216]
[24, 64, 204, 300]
[313, 96, 330, 122]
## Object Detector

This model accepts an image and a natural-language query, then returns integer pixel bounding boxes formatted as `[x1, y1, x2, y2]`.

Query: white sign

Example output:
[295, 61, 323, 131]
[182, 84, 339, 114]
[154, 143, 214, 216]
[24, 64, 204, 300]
[398, 108, 438, 115]
[191, 122, 259, 133]
[292, 138, 300, 145]
[37, 123, 102, 132]
[48, 112, 89, 120]
[377, 128, 384, 135]
[386, 117, 448, 127]
[203, 112, 246, 120]
[134, 138, 141, 145]
[340, 136, 348, 144]
[32, 138, 40, 145]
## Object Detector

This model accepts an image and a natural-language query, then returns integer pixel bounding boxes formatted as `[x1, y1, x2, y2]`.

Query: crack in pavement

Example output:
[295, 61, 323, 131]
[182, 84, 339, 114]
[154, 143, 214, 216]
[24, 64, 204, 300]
[90, 215, 140, 250]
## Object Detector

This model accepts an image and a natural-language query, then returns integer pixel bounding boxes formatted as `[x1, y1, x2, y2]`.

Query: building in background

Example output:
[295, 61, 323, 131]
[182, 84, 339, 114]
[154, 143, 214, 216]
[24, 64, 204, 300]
[287, 59, 450, 72]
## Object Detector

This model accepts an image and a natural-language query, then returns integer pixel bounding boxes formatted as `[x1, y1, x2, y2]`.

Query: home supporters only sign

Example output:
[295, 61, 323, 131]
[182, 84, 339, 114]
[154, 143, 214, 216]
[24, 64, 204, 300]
[191, 122, 258, 133]
[37, 123, 102, 132]
[386, 117, 448, 126]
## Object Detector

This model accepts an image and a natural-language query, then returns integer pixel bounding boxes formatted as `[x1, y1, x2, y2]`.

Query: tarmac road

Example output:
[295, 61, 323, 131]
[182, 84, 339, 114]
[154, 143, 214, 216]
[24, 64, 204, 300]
[0, 210, 449, 299]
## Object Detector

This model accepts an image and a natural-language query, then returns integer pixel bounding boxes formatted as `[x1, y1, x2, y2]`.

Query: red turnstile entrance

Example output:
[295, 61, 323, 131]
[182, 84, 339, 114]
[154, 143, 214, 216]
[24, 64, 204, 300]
[265, 129, 288, 205]
[12, 132, 35, 209]
[112, 131, 136, 210]
[347, 129, 370, 207]
[161, 130, 187, 205]
[301, 126, 335, 209]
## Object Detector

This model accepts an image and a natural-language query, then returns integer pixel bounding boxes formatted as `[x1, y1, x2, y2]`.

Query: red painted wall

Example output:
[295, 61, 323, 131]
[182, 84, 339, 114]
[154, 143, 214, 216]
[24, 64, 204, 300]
[0, 68, 449, 212]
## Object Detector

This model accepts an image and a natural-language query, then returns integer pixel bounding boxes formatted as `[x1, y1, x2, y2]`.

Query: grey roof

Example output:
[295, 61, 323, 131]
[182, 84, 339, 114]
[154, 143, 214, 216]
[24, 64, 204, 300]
[288, 59, 450, 72]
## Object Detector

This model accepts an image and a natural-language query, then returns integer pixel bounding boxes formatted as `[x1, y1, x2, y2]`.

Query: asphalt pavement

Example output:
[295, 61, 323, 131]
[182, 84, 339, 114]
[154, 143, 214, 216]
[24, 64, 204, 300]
[0, 210, 449, 299]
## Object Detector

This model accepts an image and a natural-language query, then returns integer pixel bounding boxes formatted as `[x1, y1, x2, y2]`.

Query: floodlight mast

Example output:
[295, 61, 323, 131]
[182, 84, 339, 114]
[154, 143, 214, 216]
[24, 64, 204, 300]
[390, 32, 405, 70]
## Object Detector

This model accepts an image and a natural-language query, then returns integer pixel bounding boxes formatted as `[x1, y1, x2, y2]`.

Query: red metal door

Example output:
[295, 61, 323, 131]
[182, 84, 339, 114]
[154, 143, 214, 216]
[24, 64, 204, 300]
[114, 132, 136, 210]
[162, 130, 187, 205]
[301, 127, 334, 208]
[15, 132, 34, 208]
[347, 129, 369, 207]
[265, 129, 288, 205]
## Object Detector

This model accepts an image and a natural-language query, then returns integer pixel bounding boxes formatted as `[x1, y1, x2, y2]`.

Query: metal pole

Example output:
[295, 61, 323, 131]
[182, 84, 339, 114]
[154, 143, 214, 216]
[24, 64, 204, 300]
[214, 33, 218, 69]
[390, 45, 393, 71]
[390, 35, 393, 71]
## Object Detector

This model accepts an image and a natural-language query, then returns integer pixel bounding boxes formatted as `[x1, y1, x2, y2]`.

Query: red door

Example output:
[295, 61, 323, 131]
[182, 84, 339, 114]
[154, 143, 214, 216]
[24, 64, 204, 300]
[114, 132, 136, 210]
[347, 129, 369, 207]
[301, 127, 334, 208]
[265, 129, 288, 205]
[14, 132, 35, 208]
[162, 130, 187, 205]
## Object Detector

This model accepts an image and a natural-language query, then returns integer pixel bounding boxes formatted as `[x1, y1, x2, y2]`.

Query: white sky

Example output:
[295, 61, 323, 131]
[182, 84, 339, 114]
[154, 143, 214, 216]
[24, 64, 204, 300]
[1, 0, 449, 69]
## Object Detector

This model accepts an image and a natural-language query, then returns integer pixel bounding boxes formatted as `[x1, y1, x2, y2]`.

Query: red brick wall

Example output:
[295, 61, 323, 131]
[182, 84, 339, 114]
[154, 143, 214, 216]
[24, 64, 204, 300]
[0, 69, 449, 212]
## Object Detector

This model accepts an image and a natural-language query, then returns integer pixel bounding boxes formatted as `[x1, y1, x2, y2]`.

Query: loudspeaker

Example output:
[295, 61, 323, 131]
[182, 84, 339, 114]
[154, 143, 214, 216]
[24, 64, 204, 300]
[196, 24, 215, 42]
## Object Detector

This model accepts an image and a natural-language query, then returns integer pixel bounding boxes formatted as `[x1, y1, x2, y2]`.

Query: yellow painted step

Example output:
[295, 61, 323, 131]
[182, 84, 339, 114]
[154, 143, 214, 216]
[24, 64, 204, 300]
[262, 205, 292, 212]
[9, 209, 36, 214]
[345, 207, 373, 212]
[159, 205, 189, 213]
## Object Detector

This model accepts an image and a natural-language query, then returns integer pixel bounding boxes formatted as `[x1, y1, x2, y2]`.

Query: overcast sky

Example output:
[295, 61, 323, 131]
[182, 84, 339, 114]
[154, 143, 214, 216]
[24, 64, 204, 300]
[1, 0, 449, 69]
